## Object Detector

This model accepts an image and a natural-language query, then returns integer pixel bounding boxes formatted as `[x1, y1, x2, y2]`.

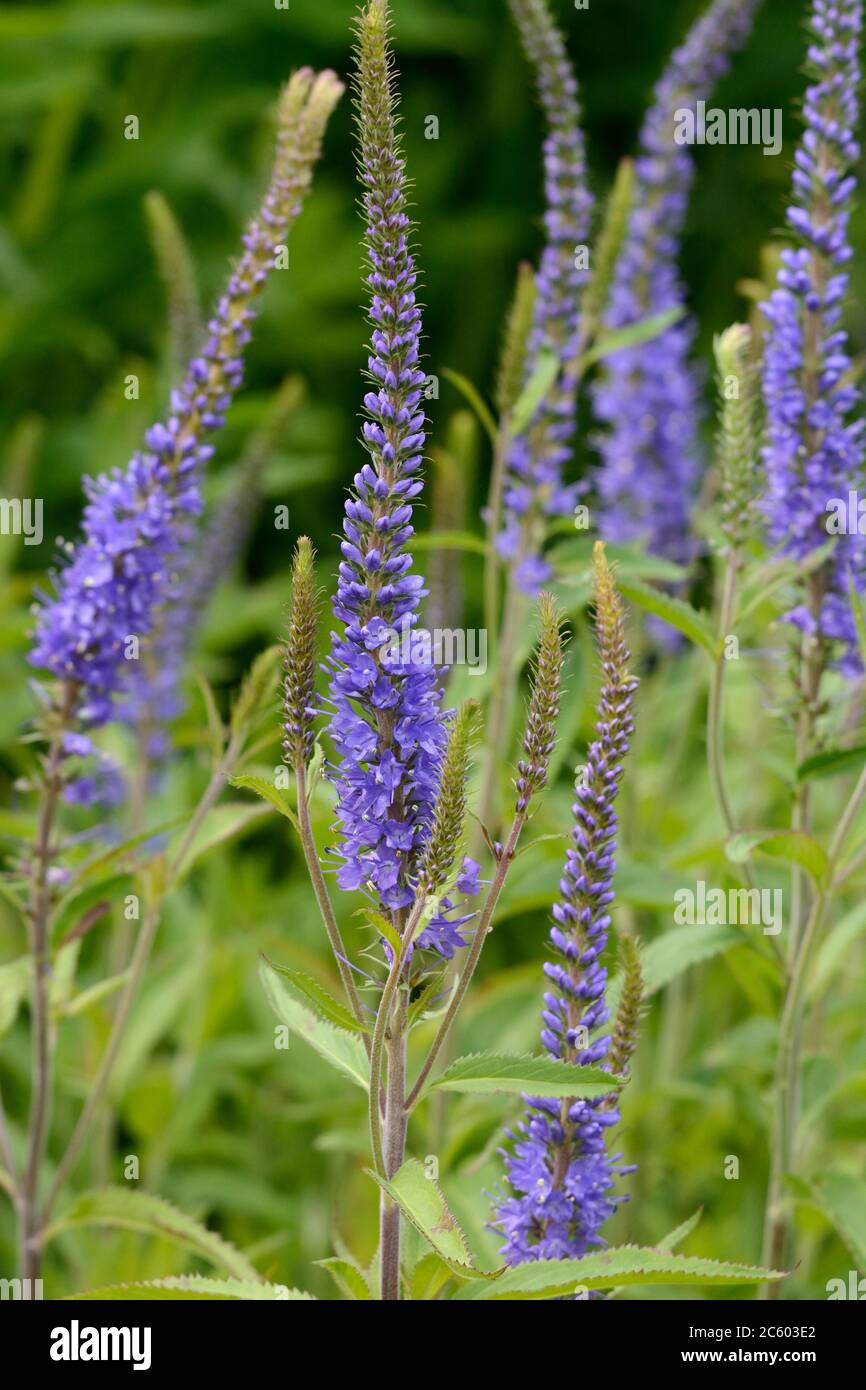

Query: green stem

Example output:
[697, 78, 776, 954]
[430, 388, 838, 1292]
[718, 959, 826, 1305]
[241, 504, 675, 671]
[760, 761, 866, 1294]
[406, 808, 526, 1110]
[475, 579, 524, 852]
[42, 734, 244, 1221]
[294, 760, 369, 1046]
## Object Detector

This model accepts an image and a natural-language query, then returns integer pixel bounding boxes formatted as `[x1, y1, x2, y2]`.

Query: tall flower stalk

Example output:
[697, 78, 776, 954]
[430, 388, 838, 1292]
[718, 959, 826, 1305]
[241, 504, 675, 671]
[592, 0, 762, 564]
[494, 543, 639, 1264]
[760, 0, 864, 1291]
[478, 0, 590, 846]
[15, 68, 342, 1282]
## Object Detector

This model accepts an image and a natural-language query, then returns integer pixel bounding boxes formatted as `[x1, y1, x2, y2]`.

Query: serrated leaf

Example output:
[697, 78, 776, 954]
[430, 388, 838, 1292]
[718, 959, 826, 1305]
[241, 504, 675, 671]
[657, 1207, 703, 1253]
[509, 349, 560, 437]
[195, 670, 225, 762]
[366, 1159, 476, 1275]
[454, 1246, 784, 1300]
[790, 1172, 866, 1267]
[317, 1257, 372, 1300]
[44, 1188, 260, 1281]
[264, 959, 369, 1035]
[419, 1052, 622, 1101]
[259, 958, 369, 1091]
[617, 576, 717, 657]
[66, 1275, 310, 1301]
[230, 644, 282, 737]
[726, 830, 828, 885]
[229, 774, 299, 829]
[355, 907, 402, 960]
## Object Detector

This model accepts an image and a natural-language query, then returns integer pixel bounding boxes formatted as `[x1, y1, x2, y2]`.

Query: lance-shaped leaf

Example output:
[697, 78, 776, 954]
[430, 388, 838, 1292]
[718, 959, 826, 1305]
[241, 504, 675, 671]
[264, 959, 370, 1035]
[616, 575, 718, 658]
[725, 829, 829, 886]
[67, 1276, 311, 1301]
[454, 1246, 785, 1300]
[259, 957, 369, 1091]
[417, 1052, 623, 1102]
[44, 1188, 260, 1282]
[365, 1159, 478, 1276]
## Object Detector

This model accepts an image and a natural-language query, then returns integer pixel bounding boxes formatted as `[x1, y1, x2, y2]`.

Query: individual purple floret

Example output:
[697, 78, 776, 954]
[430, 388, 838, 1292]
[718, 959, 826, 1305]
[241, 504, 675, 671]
[494, 545, 638, 1264]
[325, 0, 467, 952]
[30, 71, 341, 737]
[592, 0, 761, 563]
[498, 0, 593, 593]
[761, 0, 864, 672]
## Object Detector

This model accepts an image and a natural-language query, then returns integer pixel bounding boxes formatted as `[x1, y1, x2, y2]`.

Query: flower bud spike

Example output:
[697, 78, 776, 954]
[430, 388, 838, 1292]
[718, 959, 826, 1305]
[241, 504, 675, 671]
[714, 323, 760, 553]
[284, 538, 321, 769]
[515, 592, 565, 814]
[420, 700, 478, 893]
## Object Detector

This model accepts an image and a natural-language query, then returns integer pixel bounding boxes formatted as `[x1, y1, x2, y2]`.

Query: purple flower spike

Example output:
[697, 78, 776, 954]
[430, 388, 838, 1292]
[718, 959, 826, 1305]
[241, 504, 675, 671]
[592, 0, 761, 564]
[326, 1, 450, 928]
[30, 70, 343, 733]
[761, 0, 864, 672]
[499, 0, 593, 592]
[494, 545, 639, 1265]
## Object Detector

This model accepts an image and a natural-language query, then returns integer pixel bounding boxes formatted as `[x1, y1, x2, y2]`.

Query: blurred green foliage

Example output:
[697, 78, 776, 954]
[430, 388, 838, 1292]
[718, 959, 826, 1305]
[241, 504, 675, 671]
[1, 0, 865, 1300]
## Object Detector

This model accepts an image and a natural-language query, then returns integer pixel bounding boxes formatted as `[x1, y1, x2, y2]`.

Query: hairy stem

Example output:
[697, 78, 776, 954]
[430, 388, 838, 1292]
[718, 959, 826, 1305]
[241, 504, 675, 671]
[18, 686, 72, 1282]
[406, 808, 526, 1110]
[295, 761, 369, 1046]
[43, 735, 244, 1220]
[379, 993, 408, 1302]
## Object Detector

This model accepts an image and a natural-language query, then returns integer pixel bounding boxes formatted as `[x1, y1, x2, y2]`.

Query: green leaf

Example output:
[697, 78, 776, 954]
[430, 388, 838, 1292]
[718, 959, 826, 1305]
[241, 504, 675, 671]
[797, 745, 866, 783]
[790, 1172, 866, 1267]
[411, 529, 489, 557]
[441, 368, 497, 446]
[355, 906, 403, 960]
[230, 644, 282, 738]
[228, 774, 299, 829]
[725, 830, 829, 885]
[171, 802, 271, 882]
[259, 958, 369, 1092]
[366, 1159, 476, 1275]
[418, 1052, 622, 1101]
[657, 1207, 703, 1253]
[409, 1250, 455, 1301]
[0, 955, 30, 1035]
[194, 670, 225, 762]
[616, 576, 718, 658]
[849, 571, 866, 670]
[509, 348, 560, 437]
[50, 873, 130, 948]
[608, 924, 742, 1018]
[454, 1246, 784, 1300]
[317, 1257, 372, 1300]
[579, 307, 684, 369]
[66, 1275, 310, 1301]
[58, 970, 130, 1019]
[44, 1188, 260, 1281]
[263, 959, 369, 1035]
[810, 900, 866, 999]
